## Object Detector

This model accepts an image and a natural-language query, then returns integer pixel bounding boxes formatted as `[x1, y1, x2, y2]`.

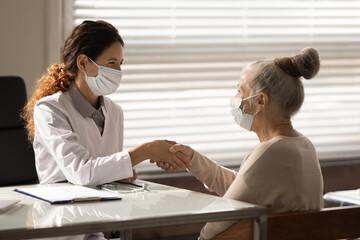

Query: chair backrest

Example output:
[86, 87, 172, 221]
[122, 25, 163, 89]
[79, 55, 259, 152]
[0, 76, 38, 186]
[212, 205, 360, 240]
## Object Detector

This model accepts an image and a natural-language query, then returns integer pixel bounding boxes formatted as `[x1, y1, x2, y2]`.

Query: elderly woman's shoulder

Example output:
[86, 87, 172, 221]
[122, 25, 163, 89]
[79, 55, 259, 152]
[263, 135, 310, 151]
[249, 135, 313, 164]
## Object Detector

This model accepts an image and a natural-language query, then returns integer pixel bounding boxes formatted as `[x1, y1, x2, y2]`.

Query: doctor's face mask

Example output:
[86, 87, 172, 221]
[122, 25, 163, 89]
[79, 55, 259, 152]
[85, 57, 123, 96]
[230, 95, 261, 131]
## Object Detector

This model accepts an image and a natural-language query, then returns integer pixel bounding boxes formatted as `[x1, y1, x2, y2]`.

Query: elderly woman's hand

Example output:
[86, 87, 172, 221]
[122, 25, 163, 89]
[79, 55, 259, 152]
[155, 161, 175, 172]
[154, 143, 194, 172]
[169, 144, 195, 159]
[148, 140, 191, 170]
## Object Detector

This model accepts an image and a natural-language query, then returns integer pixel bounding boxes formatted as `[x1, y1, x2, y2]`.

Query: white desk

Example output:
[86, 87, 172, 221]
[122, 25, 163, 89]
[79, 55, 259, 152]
[324, 189, 360, 206]
[0, 180, 267, 240]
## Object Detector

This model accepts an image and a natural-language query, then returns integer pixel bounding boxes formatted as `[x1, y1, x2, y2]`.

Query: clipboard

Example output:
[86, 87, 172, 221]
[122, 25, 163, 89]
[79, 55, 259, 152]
[14, 185, 121, 204]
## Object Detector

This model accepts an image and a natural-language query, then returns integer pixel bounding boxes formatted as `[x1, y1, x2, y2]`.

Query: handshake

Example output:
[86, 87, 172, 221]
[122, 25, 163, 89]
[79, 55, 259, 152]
[128, 140, 193, 173]
[126, 140, 193, 182]
[149, 140, 193, 173]
[150, 140, 194, 173]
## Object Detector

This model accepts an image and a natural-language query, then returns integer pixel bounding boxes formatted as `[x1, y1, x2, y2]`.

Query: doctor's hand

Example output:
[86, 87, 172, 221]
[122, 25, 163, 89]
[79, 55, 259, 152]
[156, 143, 194, 172]
[123, 168, 138, 182]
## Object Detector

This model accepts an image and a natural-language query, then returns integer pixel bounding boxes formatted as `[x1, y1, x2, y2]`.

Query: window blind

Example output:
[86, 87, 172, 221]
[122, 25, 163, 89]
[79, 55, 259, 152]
[70, 0, 360, 173]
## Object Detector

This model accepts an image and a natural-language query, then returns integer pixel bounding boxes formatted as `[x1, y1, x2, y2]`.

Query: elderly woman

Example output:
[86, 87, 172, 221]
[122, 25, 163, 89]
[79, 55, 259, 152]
[160, 48, 324, 239]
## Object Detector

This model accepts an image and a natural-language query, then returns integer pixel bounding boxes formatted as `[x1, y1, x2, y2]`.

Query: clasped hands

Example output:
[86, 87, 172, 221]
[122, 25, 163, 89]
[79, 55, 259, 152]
[149, 140, 194, 172]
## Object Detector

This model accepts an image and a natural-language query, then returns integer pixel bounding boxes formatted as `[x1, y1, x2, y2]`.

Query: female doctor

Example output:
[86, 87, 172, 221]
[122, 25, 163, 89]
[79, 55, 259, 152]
[22, 20, 190, 187]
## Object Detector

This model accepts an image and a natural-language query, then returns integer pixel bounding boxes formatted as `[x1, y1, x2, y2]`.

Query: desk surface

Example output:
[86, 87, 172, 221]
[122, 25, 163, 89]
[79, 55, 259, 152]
[324, 189, 360, 206]
[0, 180, 267, 240]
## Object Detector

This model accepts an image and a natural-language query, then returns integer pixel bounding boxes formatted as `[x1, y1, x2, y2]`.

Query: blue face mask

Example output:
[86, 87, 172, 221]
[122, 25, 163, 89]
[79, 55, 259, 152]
[85, 58, 123, 96]
[230, 95, 261, 131]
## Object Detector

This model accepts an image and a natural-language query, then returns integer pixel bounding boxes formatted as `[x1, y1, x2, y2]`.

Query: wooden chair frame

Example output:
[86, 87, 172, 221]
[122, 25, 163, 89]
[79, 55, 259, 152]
[213, 205, 360, 240]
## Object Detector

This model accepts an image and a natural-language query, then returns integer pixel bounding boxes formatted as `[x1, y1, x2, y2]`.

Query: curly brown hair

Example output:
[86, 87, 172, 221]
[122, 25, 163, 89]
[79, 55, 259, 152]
[22, 20, 124, 142]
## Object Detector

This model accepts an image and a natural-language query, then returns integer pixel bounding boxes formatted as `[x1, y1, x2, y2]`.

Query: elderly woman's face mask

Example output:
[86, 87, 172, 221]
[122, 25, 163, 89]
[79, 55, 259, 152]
[230, 95, 261, 131]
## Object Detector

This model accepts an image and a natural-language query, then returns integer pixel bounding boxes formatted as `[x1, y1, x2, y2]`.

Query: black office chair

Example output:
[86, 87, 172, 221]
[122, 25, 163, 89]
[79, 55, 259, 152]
[0, 76, 38, 186]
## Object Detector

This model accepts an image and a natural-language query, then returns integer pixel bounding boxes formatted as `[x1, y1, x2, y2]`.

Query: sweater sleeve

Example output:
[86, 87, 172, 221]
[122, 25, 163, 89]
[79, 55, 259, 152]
[187, 151, 238, 197]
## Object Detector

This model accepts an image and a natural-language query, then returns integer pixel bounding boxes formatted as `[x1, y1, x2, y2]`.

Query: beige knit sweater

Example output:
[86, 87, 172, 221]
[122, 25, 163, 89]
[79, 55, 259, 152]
[187, 135, 324, 240]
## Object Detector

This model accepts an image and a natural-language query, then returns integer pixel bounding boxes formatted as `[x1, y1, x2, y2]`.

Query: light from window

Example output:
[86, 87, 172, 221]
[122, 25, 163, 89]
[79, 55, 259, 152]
[69, 0, 360, 172]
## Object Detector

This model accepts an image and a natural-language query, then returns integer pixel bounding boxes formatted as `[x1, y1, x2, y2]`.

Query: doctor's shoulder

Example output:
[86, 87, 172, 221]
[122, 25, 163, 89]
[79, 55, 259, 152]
[34, 91, 72, 117]
[103, 96, 124, 118]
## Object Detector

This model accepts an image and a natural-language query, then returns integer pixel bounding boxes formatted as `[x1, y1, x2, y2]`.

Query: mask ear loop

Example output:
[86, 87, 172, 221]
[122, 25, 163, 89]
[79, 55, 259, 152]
[252, 108, 262, 116]
[251, 92, 266, 116]
[84, 57, 101, 79]
[242, 94, 262, 115]
[88, 57, 100, 68]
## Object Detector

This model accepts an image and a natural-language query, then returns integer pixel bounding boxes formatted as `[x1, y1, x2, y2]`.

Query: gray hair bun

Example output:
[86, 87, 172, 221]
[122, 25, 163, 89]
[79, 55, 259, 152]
[293, 47, 320, 79]
[274, 47, 320, 80]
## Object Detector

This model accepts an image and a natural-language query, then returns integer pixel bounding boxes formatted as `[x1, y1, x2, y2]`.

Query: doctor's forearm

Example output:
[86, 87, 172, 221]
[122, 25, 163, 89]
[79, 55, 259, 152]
[128, 142, 152, 166]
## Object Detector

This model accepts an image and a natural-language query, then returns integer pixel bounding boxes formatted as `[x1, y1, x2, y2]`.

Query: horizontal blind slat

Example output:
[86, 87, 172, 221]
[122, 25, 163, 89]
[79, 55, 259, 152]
[73, 0, 360, 172]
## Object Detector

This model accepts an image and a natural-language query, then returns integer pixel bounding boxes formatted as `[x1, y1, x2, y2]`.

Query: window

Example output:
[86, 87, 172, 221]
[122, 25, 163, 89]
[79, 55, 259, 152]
[66, 0, 360, 173]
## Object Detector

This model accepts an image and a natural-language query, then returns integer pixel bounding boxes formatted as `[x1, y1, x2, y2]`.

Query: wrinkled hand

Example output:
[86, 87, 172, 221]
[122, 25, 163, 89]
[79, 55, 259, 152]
[123, 168, 138, 182]
[155, 143, 194, 173]
[148, 140, 191, 170]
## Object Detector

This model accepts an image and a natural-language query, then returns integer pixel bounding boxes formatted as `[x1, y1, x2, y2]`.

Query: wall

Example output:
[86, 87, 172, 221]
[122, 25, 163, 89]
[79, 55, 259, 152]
[0, 0, 46, 98]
